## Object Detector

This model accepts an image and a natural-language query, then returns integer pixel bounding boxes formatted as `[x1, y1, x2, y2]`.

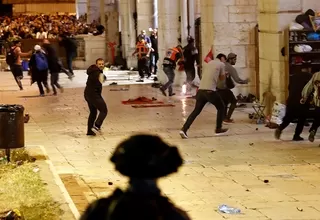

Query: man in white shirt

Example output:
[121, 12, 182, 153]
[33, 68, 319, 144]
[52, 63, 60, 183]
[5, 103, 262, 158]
[179, 59, 229, 139]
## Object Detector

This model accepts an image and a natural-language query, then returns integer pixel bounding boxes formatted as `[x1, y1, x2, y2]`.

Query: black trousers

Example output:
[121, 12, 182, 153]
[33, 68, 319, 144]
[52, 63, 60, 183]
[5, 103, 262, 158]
[279, 103, 308, 137]
[185, 67, 196, 84]
[149, 52, 159, 74]
[51, 72, 61, 94]
[85, 95, 108, 132]
[37, 80, 49, 95]
[310, 106, 320, 133]
[217, 89, 237, 120]
[138, 57, 150, 78]
[10, 64, 23, 89]
[182, 89, 225, 132]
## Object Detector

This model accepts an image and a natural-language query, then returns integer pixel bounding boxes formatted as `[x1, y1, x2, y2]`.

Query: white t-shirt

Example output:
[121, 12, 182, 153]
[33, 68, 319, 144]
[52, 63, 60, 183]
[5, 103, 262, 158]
[199, 60, 225, 91]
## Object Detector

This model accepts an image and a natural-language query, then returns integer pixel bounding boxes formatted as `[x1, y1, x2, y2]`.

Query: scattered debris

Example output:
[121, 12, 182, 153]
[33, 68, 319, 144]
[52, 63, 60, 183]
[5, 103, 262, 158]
[218, 204, 241, 214]
[263, 179, 269, 183]
[108, 182, 113, 186]
[16, 160, 23, 166]
[249, 143, 254, 146]
[246, 189, 250, 192]
[210, 150, 216, 153]
[109, 82, 118, 85]
[33, 167, 40, 173]
[255, 128, 258, 131]
[296, 207, 303, 212]
[110, 88, 129, 91]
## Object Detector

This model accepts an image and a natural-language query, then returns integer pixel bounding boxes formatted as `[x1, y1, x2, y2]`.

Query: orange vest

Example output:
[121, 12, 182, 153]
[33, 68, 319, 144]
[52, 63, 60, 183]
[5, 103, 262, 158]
[165, 47, 180, 62]
[136, 41, 148, 59]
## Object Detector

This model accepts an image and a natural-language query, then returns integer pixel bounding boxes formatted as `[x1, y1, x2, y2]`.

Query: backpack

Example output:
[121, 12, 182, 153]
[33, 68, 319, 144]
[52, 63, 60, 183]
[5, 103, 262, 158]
[6, 47, 17, 66]
[35, 52, 48, 71]
[226, 74, 235, 89]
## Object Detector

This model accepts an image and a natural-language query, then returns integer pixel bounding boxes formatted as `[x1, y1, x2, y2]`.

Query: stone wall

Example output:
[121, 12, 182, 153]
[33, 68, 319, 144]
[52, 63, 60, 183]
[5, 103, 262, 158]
[258, 0, 320, 103]
[13, 3, 75, 14]
[105, 11, 120, 63]
[74, 35, 106, 69]
[201, 0, 258, 96]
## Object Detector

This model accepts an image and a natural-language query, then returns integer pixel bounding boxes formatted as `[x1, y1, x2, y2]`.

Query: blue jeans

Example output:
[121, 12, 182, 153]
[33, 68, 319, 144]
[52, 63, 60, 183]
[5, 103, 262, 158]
[162, 66, 175, 95]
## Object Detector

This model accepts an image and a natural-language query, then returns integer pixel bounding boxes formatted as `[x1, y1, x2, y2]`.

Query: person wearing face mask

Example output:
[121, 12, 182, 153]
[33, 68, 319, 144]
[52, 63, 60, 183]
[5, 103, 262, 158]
[84, 58, 108, 136]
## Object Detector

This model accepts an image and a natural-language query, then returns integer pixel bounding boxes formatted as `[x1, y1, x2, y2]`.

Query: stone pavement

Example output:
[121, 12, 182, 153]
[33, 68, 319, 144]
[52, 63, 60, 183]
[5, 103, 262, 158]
[1, 70, 320, 220]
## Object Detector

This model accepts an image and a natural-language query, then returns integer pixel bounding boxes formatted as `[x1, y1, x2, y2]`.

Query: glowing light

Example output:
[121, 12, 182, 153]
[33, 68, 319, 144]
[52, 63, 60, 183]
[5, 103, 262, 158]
[182, 84, 187, 95]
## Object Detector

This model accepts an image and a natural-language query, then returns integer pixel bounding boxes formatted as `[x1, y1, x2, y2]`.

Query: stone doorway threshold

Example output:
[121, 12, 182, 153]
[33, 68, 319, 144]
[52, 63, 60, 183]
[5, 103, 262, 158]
[27, 145, 80, 220]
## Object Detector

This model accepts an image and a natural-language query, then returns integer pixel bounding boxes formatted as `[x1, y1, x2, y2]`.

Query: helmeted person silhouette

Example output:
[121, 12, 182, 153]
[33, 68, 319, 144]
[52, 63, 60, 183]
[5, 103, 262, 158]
[80, 134, 191, 220]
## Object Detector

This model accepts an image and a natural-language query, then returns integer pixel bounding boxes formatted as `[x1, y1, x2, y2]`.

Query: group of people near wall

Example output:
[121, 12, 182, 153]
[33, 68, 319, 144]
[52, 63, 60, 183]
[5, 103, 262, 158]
[0, 13, 102, 43]
[6, 34, 78, 94]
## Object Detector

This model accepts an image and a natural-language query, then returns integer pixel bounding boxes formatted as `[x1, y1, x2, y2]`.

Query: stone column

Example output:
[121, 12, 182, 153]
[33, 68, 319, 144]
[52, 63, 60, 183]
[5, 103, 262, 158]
[87, 0, 100, 23]
[76, 0, 87, 18]
[157, 0, 180, 83]
[119, 0, 138, 67]
[180, 0, 189, 45]
[188, 0, 195, 38]
[136, 0, 153, 32]
[258, 0, 306, 103]
[100, 1, 117, 29]
[195, 0, 201, 18]
[200, 0, 257, 96]
[119, 0, 130, 57]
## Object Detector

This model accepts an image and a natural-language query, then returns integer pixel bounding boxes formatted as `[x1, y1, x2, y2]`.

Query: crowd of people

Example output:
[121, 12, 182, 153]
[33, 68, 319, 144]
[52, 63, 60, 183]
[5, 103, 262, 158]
[0, 13, 101, 42]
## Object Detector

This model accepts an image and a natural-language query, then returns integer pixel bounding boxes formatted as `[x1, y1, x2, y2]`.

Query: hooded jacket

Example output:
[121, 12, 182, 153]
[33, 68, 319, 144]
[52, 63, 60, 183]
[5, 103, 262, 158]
[84, 65, 106, 97]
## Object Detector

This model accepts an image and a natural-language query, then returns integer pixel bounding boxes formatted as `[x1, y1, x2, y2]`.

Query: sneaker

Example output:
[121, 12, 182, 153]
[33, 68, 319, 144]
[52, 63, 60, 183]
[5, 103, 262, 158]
[223, 119, 235, 124]
[40, 94, 45, 97]
[46, 87, 50, 94]
[215, 128, 229, 135]
[160, 87, 167, 96]
[136, 79, 144, 82]
[53, 92, 57, 96]
[274, 128, 282, 140]
[86, 130, 96, 136]
[93, 124, 101, 131]
[293, 136, 304, 141]
[169, 93, 176, 97]
[179, 130, 188, 139]
[308, 130, 316, 142]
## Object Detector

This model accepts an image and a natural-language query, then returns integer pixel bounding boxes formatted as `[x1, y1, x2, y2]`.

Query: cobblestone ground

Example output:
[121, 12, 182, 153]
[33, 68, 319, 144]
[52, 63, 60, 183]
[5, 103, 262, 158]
[1, 71, 320, 220]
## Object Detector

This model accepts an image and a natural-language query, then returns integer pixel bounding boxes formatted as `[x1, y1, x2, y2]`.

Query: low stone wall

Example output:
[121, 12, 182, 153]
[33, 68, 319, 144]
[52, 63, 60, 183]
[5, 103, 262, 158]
[73, 34, 107, 69]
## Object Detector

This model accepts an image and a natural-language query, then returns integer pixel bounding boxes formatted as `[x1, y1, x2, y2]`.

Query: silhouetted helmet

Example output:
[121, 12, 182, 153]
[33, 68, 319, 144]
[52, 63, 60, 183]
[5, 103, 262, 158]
[110, 134, 183, 179]
[187, 36, 194, 44]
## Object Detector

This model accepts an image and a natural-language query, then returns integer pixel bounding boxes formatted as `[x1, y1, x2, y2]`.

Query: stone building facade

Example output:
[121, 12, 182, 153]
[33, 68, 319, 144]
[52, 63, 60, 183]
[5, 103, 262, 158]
[75, 0, 320, 103]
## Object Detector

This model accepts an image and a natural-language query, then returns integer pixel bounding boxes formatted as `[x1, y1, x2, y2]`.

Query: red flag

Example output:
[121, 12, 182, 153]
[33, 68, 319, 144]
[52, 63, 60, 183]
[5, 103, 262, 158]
[204, 48, 213, 63]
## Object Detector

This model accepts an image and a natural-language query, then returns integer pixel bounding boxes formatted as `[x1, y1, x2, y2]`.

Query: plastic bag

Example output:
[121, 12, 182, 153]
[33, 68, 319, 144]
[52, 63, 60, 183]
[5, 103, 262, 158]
[270, 102, 286, 125]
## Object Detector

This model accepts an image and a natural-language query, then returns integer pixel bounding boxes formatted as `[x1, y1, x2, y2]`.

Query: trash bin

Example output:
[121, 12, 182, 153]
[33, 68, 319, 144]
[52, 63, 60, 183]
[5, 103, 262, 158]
[0, 104, 25, 150]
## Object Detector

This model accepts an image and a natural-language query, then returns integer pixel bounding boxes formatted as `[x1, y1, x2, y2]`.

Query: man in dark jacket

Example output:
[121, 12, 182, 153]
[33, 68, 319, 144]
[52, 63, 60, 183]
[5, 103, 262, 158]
[275, 69, 312, 141]
[149, 29, 158, 75]
[58, 34, 78, 76]
[183, 36, 200, 93]
[42, 39, 64, 95]
[84, 58, 108, 136]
